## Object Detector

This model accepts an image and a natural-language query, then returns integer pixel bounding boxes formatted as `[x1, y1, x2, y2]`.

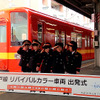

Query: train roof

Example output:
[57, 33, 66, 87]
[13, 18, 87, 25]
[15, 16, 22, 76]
[0, 7, 93, 31]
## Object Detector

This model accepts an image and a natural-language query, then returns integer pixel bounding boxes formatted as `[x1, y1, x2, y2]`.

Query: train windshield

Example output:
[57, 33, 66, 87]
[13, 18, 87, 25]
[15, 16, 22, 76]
[11, 12, 28, 46]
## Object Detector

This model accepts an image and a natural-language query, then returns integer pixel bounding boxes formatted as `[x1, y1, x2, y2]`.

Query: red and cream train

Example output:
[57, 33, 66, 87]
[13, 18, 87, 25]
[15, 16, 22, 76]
[0, 7, 94, 72]
[7, 85, 72, 94]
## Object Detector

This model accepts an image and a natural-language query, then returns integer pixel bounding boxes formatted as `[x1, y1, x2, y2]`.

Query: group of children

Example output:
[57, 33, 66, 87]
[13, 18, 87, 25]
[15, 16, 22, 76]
[17, 39, 82, 74]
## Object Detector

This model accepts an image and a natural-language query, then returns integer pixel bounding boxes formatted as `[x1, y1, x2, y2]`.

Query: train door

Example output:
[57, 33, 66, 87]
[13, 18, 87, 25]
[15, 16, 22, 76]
[0, 18, 8, 71]
[8, 12, 28, 72]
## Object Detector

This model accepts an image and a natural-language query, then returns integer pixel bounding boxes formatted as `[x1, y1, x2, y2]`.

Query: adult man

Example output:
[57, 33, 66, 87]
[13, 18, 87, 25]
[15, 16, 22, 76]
[64, 41, 82, 74]
[17, 40, 31, 72]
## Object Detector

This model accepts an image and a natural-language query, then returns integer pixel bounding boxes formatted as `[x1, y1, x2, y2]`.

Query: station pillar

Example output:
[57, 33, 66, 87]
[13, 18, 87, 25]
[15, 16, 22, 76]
[94, 1, 100, 67]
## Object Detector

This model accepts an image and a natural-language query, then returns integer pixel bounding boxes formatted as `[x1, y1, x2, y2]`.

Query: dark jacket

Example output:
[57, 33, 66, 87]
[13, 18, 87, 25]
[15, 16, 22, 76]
[40, 51, 53, 73]
[17, 47, 31, 67]
[52, 51, 64, 74]
[29, 50, 41, 72]
[64, 51, 82, 74]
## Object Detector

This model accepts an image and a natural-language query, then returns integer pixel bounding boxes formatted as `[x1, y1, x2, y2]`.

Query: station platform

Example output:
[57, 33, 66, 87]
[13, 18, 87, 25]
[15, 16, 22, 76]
[0, 60, 99, 100]
[80, 59, 100, 75]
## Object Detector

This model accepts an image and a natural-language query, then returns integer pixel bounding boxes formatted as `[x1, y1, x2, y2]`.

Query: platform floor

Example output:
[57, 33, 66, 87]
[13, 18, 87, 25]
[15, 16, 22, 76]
[0, 92, 99, 100]
[80, 61, 100, 75]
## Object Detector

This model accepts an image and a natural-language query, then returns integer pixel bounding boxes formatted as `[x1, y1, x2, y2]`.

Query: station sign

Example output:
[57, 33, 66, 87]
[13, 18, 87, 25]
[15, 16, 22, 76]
[0, 72, 100, 99]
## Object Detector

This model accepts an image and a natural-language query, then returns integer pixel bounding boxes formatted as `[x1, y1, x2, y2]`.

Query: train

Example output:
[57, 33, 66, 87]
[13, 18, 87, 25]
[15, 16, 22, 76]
[0, 7, 94, 72]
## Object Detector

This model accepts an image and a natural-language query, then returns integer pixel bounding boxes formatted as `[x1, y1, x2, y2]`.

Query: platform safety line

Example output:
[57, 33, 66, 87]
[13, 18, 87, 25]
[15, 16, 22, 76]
[81, 62, 94, 68]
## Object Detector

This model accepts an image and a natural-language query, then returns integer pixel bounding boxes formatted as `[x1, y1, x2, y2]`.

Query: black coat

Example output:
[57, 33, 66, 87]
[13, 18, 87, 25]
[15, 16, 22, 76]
[17, 47, 31, 67]
[64, 51, 82, 74]
[40, 51, 53, 73]
[29, 50, 41, 72]
[52, 51, 64, 74]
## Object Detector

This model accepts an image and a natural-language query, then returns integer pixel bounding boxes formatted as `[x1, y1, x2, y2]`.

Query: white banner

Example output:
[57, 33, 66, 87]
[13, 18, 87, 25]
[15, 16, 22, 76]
[0, 72, 100, 99]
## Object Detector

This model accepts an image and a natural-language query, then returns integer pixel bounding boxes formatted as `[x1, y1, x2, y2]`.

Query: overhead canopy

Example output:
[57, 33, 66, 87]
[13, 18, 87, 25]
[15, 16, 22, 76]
[54, 0, 95, 18]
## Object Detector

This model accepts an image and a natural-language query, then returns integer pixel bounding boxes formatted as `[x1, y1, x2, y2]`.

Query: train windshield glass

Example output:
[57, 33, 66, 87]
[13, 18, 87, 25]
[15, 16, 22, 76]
[11, 12, 28, 46]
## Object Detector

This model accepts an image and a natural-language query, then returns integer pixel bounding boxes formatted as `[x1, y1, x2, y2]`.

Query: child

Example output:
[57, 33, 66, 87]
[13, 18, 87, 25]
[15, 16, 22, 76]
[17, 40, 31, 72]
[29, 39, 41, 72]
[40, 43, 53, 73]
[52, 43, 64, 74]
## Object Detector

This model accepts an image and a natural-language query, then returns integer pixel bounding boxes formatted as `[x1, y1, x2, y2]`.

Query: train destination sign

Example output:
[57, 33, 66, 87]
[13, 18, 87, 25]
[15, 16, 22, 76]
[0, 72, 100, 99]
